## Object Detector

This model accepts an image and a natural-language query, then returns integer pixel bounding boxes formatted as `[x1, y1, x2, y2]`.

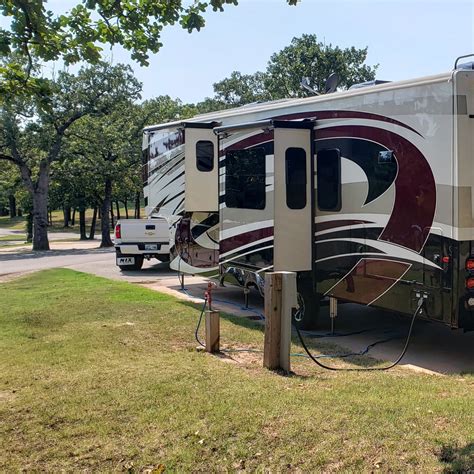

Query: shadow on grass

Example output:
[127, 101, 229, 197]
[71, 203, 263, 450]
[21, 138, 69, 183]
[438, 442, 474, 472]
[0, 216, 25, 229]
[0, 247, 114, 261]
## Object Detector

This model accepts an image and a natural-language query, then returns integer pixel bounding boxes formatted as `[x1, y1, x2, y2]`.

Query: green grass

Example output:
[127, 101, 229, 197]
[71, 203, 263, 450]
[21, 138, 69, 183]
[0, 270, 473, 471]
[0, 235, 26, 242]
[0, 215, 25, 230]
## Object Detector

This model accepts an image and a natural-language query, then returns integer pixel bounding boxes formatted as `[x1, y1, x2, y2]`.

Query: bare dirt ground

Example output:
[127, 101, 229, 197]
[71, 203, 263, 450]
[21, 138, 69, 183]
[0, 241, 473, 375]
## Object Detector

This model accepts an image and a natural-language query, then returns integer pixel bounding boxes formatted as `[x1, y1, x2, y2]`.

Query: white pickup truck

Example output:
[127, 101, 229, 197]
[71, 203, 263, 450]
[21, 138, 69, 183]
[114, 218, 170, 271]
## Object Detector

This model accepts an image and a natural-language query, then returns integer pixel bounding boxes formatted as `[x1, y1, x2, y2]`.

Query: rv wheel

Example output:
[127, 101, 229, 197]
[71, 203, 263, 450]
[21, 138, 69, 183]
[296, 278, 320, 330]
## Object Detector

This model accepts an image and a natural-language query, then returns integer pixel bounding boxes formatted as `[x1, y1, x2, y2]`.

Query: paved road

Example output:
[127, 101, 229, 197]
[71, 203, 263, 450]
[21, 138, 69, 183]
[0, 244, 473, 374]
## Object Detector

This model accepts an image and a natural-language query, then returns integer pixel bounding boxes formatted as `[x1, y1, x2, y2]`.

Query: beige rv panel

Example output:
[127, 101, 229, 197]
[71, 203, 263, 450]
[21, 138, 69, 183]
[454, 70, 474, 241]
[273, 127, 312, 272]
[185, 127, 218, 212]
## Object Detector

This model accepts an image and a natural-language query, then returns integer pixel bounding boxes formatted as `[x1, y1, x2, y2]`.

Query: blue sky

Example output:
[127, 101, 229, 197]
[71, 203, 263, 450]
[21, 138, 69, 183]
[6, 0, 474, 102]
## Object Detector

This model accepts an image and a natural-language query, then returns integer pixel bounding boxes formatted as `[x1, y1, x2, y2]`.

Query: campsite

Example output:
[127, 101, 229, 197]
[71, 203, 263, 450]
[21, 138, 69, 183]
[0, 1, 473, 471]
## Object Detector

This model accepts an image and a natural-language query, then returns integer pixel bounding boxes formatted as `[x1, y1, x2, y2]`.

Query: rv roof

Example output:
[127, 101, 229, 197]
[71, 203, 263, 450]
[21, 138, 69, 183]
[143, 71, 453, 133]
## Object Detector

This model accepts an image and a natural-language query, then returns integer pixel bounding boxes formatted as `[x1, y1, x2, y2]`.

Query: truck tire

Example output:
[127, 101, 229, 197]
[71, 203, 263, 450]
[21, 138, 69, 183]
[116, 250, 144, 271]
[296, 277, 320, 330]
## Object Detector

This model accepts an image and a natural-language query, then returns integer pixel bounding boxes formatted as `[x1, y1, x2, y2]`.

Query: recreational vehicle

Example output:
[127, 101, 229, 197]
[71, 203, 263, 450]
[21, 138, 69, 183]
[142, 62, 474, 331]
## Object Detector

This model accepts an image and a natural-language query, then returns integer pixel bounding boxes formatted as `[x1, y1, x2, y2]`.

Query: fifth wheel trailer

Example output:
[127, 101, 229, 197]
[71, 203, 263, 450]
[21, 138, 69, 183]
[142, 64, 474, 331]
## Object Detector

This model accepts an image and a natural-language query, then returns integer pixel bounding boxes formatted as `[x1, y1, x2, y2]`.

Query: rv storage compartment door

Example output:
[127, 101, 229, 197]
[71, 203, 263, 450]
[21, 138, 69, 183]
[184, 124, 218, 212]
[273, 124, 313, 272]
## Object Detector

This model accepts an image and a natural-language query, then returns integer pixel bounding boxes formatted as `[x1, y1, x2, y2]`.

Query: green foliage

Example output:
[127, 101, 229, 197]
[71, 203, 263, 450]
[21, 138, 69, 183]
[203, 34, 378, 107]
[265, 34, 378, 98]
[0, 0, 295, 96]
[212, 71, 270, 107]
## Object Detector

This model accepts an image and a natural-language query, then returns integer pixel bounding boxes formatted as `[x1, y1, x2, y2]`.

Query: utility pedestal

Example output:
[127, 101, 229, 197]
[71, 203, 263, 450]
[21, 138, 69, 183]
[263, 271, 297, 373]
[205, 310, 220, 353]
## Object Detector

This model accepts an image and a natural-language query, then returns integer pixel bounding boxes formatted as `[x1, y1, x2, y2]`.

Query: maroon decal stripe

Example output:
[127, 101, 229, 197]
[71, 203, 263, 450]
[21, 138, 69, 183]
[318, 126, 435, 253]
[220, 226, 274, 254]
[275, 110, 422, 137]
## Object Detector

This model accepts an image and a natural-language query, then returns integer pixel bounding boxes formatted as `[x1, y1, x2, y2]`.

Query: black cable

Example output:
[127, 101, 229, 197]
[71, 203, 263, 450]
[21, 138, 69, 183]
[293, 297, 425, 371]
[194, 298, 207, 348]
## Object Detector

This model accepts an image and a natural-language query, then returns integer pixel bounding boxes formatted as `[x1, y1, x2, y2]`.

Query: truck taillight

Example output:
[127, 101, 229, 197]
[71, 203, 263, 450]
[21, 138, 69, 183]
[115, 223, 121, 239]
[466, 258, 474, 272]
[466, 277, 474, 290]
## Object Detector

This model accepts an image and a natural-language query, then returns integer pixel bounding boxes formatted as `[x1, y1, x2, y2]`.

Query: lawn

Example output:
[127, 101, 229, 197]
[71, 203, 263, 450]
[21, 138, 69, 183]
[0, 269, 473, 471]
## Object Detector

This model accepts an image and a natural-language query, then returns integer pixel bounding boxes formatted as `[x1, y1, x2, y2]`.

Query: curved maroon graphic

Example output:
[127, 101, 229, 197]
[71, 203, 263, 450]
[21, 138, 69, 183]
[318, 125, 435, 305]
[318, 125, 436, 253]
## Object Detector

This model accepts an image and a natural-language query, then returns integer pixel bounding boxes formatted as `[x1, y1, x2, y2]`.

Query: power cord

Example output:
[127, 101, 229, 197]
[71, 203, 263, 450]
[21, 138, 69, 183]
[292, 296, 425, 371]
[193, 293, 408, 361]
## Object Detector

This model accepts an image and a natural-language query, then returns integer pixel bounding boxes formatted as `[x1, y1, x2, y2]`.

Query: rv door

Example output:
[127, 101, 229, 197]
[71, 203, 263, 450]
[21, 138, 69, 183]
[273, 121, 314, 272]
[184, 122, 219, 212]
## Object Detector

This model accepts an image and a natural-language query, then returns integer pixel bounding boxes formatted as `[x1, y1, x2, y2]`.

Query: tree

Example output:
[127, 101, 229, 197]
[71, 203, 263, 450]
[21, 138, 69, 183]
[61, 95, 194, 247]
[202, 35, 378, 108]
[0, 0, 297, 98]
[0, 161, 21, 217]
[212, 71, 270, 107]
[264, 34, 378, 99]
[0, 62, 141, 250]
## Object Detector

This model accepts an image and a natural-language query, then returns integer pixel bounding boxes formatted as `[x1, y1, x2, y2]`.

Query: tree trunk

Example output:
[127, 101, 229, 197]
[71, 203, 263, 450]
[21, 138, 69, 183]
[115, 200, 121, 221]
[63, 206, 71, 227]
[100, 179, 114, 247]
[89, 206, 98, 240]
[8, 194, 17, 218]
[26, 212, 33, 242]
[124, 199, 129, 219]
[135, 192, 141, 219]
[71, 208, 76, 226]
[110, 203, 115, 230]
[32, 162, 50, 251]
[79, 207, 87, 240]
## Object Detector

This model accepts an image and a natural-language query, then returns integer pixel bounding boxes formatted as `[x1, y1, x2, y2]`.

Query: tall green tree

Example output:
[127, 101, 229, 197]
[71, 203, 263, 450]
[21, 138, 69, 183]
[0, 62, 141, 250]
[264, 34, 378, 98]
[204, 35, 378, 107]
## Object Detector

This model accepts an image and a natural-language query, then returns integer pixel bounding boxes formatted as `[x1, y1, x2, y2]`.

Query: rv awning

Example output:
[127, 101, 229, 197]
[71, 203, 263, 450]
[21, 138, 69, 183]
[143, 120, 221, 133]
[213, 118, 316, 135]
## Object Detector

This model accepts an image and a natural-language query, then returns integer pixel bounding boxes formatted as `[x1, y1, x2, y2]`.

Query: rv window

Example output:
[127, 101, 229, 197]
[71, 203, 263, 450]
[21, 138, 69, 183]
[225, 147, 266, 210]
[285, 147, 307, 209]
[196, 140, 214, 172]
[317, 148, 341, 211]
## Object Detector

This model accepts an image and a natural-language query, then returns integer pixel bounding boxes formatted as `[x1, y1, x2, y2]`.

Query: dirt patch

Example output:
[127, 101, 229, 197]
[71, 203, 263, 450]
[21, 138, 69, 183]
[0, 271, 32, 283]
[0, 390, 16, 403]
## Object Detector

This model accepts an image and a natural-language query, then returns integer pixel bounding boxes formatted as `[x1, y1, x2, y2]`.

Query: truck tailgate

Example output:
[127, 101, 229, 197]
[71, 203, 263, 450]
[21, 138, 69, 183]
[117, 219, 168, 243]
